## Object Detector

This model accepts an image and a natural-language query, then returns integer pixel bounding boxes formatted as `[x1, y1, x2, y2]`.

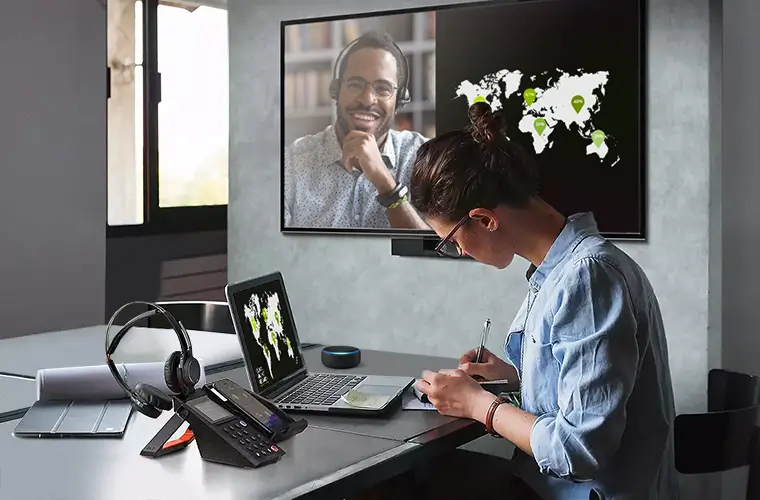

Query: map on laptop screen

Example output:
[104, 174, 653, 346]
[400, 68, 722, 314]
[231, 278, 303, 392]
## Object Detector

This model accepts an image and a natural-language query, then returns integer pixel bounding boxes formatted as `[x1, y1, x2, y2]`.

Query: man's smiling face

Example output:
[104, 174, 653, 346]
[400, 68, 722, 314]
[336, 47, 398, 141]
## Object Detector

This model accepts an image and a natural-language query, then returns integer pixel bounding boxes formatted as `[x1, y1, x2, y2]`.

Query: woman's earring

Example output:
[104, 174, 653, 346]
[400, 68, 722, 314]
[489, 227, 496, 232]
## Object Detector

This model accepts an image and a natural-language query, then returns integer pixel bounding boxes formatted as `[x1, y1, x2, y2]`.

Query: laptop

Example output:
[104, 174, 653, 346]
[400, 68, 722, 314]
[224, 271, 415, 415]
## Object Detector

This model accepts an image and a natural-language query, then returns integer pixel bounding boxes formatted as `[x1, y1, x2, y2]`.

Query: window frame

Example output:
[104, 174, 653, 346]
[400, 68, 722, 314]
[107, 0, 227, 238]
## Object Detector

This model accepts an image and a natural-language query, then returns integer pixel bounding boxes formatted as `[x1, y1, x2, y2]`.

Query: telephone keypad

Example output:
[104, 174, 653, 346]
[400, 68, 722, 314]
[218, 416, 284, 467]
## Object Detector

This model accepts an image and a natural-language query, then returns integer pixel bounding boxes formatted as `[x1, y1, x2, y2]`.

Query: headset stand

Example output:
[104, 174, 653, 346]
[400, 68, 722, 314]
[140, 411, 195, 458]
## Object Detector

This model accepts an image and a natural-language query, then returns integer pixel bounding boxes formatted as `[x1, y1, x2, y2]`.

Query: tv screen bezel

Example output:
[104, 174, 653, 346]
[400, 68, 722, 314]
[279, 0, 647, 241]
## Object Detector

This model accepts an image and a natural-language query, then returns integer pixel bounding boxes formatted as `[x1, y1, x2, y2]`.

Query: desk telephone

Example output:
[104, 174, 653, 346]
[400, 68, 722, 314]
[141, 378, 307, 468]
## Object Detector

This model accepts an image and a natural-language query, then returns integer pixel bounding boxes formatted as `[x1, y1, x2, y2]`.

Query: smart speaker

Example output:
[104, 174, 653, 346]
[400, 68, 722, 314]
[321, 346, 361, 369]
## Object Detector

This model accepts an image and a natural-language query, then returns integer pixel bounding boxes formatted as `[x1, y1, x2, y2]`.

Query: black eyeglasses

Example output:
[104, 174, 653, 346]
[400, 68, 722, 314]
[342, 77, 397, 101]
[434, 214, 470, 258]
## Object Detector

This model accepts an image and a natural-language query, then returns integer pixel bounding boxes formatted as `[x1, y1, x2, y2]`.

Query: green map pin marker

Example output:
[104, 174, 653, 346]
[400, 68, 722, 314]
[534, 118, 547, 136]
[591, 130, 606, 147]
[571, 95, 585, 113]
[473, 95, 486, 103]
[523, 88, 536, 106]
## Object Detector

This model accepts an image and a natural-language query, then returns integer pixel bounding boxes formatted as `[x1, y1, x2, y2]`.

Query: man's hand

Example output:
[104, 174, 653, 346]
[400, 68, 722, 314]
[458, 347, 518, 382]
[341, 130, 396, 195]
[415, 369, 490, 420]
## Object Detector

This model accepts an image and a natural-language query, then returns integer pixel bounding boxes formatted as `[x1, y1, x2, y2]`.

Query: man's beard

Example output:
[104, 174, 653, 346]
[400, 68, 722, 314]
[337, 104, 392, 143]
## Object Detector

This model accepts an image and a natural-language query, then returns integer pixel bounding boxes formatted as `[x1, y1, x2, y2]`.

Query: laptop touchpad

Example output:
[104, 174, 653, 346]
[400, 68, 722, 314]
[357, 385, 400, 396]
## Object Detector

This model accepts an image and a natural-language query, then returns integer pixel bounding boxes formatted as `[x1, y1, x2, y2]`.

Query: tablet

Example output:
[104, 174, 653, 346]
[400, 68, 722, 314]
[13, 399, 133, 438]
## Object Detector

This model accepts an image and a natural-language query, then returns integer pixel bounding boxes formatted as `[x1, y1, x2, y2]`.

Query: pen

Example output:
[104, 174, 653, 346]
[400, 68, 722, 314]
[474, 318, 491, 363]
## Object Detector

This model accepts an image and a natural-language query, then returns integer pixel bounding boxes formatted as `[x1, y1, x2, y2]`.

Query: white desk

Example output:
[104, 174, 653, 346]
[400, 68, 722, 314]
[0, 327, 489, 499]
[0, 409, 416, 500]
[0, 375, 36, 423]
[0, 325, 243, 377]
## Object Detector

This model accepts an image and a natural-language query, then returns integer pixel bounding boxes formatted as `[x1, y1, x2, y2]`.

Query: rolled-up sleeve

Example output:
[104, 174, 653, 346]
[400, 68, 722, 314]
[530, 256, 639, 481]
[283, 148, 293, 226]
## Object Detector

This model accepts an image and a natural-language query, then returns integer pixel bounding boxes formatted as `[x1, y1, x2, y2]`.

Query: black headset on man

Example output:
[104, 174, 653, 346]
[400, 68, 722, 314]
[328, 34, 411, 111]
[105, 301, 202, 419]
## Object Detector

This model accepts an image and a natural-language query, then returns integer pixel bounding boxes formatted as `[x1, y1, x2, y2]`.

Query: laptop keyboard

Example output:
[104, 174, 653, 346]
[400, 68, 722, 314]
[274, 373, 367, 406]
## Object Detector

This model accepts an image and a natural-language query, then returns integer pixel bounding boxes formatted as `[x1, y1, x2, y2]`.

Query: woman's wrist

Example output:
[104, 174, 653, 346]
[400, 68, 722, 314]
[470, 389, 498, 423]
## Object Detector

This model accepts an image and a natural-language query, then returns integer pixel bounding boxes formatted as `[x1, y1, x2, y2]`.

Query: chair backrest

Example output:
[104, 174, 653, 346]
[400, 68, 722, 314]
[674, 369, 760, 500]
[148, 301, 236, 334]
[708, 368, 760, 412]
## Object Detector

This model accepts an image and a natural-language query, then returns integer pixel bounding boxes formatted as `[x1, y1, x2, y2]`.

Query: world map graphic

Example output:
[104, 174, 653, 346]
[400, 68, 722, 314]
[455, 68, 619, 167]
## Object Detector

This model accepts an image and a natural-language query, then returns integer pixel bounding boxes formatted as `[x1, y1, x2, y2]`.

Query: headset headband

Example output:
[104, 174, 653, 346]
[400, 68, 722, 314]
[105, 301, 194, 401]
[332, 35, 410, 101]
[105, 301, 192, 358]
[104, 301, 202, 419]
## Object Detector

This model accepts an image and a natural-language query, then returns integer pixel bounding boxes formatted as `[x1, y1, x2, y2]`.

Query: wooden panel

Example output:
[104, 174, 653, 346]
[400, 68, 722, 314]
[158, 254, 227, 301]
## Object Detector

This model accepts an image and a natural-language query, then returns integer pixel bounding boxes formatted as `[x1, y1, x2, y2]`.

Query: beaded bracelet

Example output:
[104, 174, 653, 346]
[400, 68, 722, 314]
[387, 194, 408, 210]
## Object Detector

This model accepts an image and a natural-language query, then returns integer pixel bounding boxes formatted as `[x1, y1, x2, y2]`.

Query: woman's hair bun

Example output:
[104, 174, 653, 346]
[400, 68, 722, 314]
[467, 100, 504, 144]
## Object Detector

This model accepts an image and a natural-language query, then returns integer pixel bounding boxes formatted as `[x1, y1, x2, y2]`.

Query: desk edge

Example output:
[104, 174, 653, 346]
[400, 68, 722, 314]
[268, 441, 418, 500]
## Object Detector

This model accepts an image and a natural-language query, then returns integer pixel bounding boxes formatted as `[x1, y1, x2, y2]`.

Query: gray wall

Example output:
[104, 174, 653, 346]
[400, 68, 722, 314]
[0, 0, 106, 339]
[229, 0, 716, 495]
[229, 0, 715, 411]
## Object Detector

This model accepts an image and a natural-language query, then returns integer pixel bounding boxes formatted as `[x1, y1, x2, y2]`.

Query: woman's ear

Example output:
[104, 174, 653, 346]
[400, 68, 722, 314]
[469, 208, 499, 232]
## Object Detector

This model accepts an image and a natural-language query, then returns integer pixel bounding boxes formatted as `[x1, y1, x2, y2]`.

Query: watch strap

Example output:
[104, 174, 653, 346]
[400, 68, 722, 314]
[376, 184, 408, 208]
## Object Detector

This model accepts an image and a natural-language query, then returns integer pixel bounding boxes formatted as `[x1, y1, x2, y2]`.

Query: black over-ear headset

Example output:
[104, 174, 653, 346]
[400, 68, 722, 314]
[328, 35, 411, 111]
[105, 301, 202, 419]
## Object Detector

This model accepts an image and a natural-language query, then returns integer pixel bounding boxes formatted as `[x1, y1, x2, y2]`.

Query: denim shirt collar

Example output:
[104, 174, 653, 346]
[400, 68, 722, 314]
[526, 212, 599, 292]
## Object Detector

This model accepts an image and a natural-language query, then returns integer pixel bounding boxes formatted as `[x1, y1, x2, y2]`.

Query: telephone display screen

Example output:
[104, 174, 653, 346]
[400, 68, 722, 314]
[191, 397, 234, 424]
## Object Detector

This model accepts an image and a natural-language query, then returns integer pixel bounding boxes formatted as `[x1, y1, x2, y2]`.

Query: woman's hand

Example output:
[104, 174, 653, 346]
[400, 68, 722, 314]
[415, 369, 491, 419]
[458, 347, 518, 382]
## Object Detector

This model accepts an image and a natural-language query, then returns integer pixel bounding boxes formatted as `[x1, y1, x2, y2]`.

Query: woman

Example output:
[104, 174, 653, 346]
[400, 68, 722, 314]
[355, 102, 679, 500]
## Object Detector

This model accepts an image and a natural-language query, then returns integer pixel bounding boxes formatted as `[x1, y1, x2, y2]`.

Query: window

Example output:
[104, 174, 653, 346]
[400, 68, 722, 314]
[107, 0, 144, 226]
[157, 4, 228, 208]
[107, 0, 228, 235]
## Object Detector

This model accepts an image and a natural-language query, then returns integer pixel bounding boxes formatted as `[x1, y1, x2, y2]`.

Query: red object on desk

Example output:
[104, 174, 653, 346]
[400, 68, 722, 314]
[162, 427, 195, 451]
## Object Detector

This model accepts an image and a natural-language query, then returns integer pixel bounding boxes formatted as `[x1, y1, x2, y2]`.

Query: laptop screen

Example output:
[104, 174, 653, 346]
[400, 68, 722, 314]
[229, 275, 304, 392]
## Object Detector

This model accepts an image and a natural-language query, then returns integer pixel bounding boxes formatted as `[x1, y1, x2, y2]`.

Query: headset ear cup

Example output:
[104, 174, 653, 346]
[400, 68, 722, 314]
[181, 356, 202, 390]
[164, 351, 182, 394]
[329, 79, 340, 101]
[135, 383, 173, 412]
[396, 88, 410, 110]
[131, 396, 162, 419]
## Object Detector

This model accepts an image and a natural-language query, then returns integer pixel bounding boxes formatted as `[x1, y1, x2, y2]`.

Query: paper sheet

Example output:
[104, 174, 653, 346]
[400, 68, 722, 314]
[401, 389, 436, 411]
[341, 389, 391, 409]
[36, 362, 207, 401]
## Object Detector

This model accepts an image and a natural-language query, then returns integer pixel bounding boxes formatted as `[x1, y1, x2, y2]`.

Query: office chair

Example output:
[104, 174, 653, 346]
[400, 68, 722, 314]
[148, 301, 236, 334]
[674, 368, 760, 500]
[147, 300, 321, 349]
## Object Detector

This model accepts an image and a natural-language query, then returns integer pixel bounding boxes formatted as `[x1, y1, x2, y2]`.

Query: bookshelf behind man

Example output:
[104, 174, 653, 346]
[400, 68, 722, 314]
[283, 11, 436, 147]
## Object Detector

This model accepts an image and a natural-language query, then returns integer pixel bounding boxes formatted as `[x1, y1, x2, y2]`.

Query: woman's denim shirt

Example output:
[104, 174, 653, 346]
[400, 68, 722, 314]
[505, 213, 679, 500]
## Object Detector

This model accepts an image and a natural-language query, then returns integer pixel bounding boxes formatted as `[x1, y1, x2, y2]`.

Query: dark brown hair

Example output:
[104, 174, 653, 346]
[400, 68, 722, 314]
[338, 31, 406, 89]
[410, 101, 539, 222]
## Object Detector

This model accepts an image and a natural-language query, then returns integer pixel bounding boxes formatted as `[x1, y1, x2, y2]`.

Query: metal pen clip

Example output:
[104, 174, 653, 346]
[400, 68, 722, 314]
[475, 318, 491, 363]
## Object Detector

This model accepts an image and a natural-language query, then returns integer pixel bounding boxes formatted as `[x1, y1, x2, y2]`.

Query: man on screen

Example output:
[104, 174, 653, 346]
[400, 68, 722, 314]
[283, 31, 430, 230]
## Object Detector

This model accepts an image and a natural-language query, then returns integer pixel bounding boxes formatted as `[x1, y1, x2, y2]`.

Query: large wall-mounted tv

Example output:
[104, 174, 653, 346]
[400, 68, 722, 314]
[280, 0, 645, 239]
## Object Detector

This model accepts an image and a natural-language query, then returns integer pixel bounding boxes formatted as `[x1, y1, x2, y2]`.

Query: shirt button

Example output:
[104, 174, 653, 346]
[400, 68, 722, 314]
[354, 215, 360, 221]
